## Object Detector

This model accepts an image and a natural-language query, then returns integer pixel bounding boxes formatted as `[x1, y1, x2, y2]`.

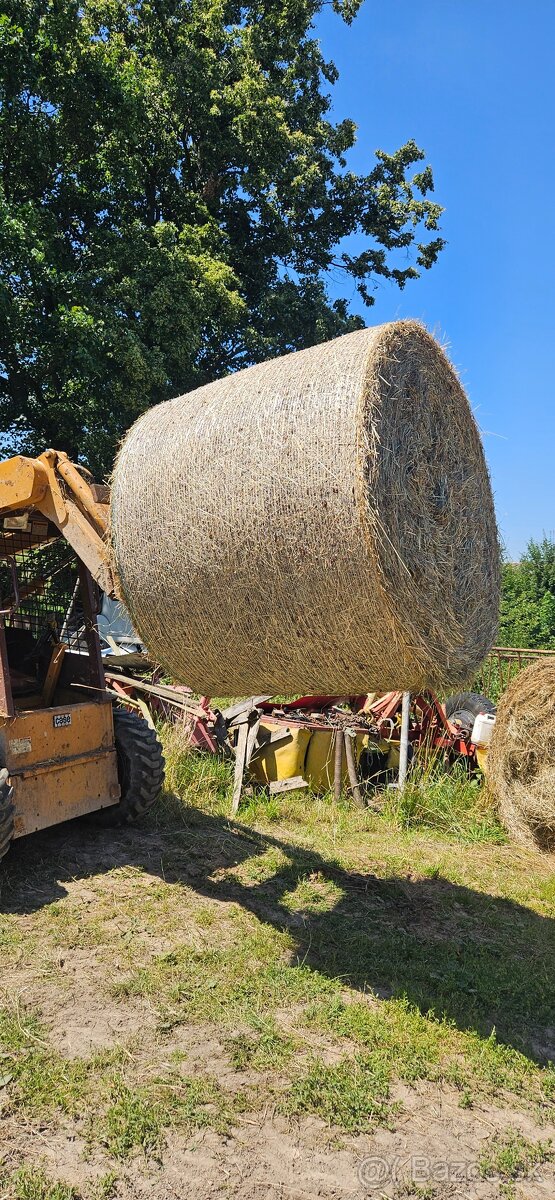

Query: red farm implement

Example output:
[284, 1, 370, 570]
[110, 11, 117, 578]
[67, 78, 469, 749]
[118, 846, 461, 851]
[102, 663, 492, 812]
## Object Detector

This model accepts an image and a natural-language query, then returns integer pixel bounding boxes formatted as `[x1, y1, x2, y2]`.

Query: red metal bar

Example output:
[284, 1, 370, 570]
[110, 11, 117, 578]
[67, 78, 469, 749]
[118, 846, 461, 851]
[260, 693, 367, 713]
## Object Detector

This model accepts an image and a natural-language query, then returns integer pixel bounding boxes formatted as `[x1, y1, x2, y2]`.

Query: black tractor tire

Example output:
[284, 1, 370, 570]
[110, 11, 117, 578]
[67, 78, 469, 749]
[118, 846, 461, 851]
[0, 768, 14, 863]
[96, 708, 165, 827]
[444, 692, 496, 736]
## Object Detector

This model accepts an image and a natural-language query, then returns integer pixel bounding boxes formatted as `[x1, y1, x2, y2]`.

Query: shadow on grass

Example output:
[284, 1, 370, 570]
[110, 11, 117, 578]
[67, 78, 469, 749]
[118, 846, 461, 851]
[1, 802, 554, 1064]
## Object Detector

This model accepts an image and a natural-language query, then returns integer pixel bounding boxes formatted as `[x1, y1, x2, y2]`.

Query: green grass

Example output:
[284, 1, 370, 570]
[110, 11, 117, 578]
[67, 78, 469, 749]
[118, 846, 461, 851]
[392, 1188, 439, 1199]
[99, 1072, 230, 1159]
[1, 731, 555, 1179]
[285, 1053, 393, 1130]
[113, 924, 337, 1028]
[224, 1016, 295, 1072]
[161, 723, 507, 845]
[303, 996, 555, 1109]
[479, 1128, 553, 1180]
[108, 849, 555, 1114]
[0, 1007, 95, 1117]
[381, 761, 506, 844]
[90, 1178, 118, 1200]
[0, 1167, 81, 1200]
[0, 1002, 239, 1160]
[0, 1169, 120, 1200]
[158, 735, 234, 819]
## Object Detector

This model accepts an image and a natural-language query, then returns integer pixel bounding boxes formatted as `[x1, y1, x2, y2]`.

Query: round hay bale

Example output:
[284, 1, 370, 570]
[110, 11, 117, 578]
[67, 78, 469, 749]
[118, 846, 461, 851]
[110, 320, 500, 696]
[488, 658, 555, 851]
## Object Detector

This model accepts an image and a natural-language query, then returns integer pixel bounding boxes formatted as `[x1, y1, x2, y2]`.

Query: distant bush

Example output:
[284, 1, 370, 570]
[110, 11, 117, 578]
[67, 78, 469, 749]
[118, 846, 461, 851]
[499, 536, 555, 650]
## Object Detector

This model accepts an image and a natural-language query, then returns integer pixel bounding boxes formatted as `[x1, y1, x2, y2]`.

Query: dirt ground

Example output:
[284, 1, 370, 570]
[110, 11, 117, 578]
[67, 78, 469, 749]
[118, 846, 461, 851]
[1, 801, 554, 1200]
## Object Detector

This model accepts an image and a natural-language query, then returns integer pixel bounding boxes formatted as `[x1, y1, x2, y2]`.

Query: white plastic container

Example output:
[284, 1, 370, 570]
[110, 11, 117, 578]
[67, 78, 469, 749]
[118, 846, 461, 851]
[471, 711, 496, 748]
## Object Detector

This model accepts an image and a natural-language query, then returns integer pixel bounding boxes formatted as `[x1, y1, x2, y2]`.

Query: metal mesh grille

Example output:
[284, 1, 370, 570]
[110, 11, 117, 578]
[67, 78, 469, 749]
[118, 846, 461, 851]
[0, 518, 87, 653]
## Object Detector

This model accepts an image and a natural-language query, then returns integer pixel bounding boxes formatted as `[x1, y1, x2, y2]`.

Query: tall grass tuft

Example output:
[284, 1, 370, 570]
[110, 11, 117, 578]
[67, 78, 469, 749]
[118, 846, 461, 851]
[382, 758, 505, 844]
[156, 722, 234, 821]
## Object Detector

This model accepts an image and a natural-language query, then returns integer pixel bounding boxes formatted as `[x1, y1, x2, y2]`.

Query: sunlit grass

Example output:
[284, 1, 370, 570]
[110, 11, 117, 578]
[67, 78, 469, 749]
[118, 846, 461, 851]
[1, 723, 554, 1182]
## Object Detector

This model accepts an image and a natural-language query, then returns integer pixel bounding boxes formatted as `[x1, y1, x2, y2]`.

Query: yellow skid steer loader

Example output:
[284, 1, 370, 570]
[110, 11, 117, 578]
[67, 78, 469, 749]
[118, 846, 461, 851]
[0, 450, 164, 862]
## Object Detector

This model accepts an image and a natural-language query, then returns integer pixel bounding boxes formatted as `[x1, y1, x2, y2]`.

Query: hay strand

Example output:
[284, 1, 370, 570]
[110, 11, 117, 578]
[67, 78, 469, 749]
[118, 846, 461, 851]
[488, 657, 555, 852]
[110, 320, 499, 695]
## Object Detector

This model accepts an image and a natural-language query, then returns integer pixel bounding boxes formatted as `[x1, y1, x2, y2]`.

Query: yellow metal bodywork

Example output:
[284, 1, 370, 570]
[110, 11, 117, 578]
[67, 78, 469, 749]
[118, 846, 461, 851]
[304, 729, 350, 791]
[305, 729, 385, 792]
[0, 450, 115, 596]
[251, 722, 400, 792]
[249, 721, 311, 785]
[0, 701, 120, 837]
[476, 745, 488, 775]
[385, 740, 401, 773]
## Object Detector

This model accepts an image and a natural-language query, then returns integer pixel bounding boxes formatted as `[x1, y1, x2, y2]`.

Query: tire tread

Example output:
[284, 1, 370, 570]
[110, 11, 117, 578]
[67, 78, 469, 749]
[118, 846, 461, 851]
[96, 708, 165, 827]
[0, 769, 14, 863]
[444, 691, 496, 734]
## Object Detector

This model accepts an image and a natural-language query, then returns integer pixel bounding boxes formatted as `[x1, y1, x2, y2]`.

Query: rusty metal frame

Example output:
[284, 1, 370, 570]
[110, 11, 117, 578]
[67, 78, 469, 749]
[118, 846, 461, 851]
[0, 618, 14, 718]
[77, 562, 105, 696]
[478, 645, 553, 696]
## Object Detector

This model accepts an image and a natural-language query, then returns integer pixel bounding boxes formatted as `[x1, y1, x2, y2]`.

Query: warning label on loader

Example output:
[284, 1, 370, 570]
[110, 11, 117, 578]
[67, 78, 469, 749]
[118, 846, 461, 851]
[9, 738, 32, 755]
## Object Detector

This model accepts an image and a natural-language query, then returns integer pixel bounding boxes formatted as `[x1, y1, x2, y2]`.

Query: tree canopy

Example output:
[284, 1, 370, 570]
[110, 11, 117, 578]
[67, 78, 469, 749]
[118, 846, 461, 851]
[0, 0, 444, 476]
[499, 537, 555, 650]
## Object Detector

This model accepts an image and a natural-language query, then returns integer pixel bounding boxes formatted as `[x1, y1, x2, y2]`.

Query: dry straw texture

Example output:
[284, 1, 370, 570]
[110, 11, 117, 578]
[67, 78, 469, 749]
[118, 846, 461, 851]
[488, 657, 555, 851]
[111, 320, 499, 695]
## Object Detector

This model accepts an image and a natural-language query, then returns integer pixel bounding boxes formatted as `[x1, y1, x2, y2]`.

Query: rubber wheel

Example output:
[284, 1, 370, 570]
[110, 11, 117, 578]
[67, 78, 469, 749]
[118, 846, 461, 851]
[0, 768, 14, 863]
[96, 709, 165, 826]
[444, 692, 496, 736]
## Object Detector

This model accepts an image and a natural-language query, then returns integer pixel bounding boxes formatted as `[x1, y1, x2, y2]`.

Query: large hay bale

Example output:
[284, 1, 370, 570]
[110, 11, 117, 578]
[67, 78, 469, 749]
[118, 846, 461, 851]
[488, 658, 555, 851]
[110, 320, 499, 695]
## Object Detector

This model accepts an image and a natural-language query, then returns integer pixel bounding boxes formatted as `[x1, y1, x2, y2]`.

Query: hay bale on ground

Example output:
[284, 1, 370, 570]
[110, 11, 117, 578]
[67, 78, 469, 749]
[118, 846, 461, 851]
[110, 320, 499, 696]
[488, 658, 555, 852]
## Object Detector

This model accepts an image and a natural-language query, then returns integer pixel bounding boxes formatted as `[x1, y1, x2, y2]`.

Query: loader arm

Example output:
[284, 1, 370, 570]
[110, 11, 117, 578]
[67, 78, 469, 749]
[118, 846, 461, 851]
[0, 450, 116, 596]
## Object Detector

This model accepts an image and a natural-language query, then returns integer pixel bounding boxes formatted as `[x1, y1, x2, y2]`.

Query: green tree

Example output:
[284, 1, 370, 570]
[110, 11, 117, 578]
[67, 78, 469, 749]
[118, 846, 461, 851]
[0, 0, 444, 476]
[499, 537, 555, 650]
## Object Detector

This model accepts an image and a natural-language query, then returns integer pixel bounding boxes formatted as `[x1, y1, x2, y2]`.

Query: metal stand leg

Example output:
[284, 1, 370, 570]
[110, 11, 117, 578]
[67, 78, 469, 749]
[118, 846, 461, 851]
[398, 691, 411, 789]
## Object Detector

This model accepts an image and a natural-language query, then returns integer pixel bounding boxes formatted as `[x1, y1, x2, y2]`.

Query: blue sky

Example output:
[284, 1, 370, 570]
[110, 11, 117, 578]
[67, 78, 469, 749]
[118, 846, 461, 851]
[315, 0, 554, 559]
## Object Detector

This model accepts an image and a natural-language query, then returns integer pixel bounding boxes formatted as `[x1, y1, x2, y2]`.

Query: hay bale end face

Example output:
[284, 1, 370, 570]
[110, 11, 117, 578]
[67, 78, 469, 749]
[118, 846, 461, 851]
[488, 658, 555, 851]
[110, 320, 500, 695]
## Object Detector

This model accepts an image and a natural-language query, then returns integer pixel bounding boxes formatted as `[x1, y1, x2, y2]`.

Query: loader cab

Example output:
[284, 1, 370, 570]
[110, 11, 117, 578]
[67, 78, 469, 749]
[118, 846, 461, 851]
[0, 510, 107, 710]
[0, 509, 122, 840]
[0, 453, 164, 864]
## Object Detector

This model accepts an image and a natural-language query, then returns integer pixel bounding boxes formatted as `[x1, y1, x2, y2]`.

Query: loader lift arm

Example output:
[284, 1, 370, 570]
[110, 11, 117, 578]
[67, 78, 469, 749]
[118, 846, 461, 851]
[0, 450, 115, 597]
